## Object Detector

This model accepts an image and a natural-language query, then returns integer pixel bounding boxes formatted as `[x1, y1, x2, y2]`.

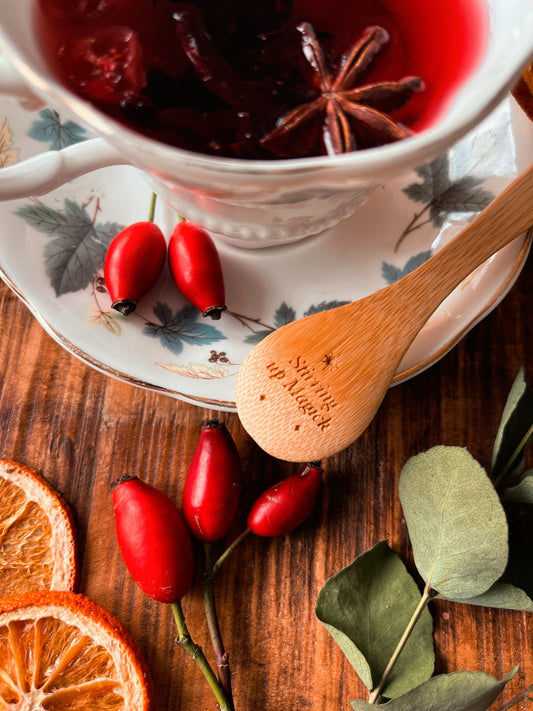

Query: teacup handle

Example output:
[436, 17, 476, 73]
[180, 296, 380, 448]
[0, 136, 127, 200]
[0, 55, 127, 200]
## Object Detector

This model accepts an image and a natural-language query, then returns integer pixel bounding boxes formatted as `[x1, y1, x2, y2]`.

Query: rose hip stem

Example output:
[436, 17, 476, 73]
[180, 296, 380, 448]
[200, 462, 322, 711]
[171, 599, 235, 711]
[181, 418, 242, 706]
[111, 475, 234, 711]
[203, 545, 236, 710]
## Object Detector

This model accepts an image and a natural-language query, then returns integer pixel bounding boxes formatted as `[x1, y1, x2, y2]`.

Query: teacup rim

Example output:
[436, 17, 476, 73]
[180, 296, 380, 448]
[1, 23, 533, 178]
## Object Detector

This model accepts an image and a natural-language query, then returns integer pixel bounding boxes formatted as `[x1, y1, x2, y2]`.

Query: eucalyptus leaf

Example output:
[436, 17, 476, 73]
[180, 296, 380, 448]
[491, 366, 533, 484]
[315, 541, 434, 699]
[502, 469, 533, 503]
[444, 582, 533, 612]
[398, 447, 508, 599]
[349, 668, 517, 711]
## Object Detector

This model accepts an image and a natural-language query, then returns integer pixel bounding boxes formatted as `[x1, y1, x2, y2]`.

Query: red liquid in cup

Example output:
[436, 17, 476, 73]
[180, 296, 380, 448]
[35, 0, 488, 159]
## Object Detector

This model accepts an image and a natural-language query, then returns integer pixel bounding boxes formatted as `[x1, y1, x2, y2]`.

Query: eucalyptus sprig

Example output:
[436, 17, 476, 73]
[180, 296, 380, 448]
[316, 367, 533, 710]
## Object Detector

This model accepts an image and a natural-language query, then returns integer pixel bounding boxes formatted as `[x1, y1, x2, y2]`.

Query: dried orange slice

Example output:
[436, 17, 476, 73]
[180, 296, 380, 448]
[0, 590, 152, 709]
[0, 459, 78, 594]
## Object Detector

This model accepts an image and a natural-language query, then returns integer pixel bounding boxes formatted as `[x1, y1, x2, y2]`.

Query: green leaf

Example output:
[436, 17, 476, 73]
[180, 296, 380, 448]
[491, 366, 533, 484]
[503, 469, 533, 503]
[398, 446, 508, 599]
[315, 541, 434, 699]
[349, 668, 517, 711]
[446, 582, 533, 612]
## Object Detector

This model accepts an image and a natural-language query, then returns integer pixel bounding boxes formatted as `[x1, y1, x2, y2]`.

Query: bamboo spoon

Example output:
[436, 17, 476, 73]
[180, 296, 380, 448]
[235, 163, 533, 462]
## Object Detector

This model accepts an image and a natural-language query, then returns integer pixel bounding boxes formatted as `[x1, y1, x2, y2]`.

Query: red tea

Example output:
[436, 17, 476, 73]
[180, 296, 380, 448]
[35, 0, 488, 159]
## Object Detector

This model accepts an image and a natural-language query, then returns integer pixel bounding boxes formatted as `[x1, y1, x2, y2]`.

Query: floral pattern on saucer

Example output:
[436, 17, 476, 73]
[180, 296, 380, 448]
[14, 150, 496, 359]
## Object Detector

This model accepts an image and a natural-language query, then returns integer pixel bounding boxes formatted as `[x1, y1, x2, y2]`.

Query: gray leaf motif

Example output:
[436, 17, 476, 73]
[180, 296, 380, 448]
[304, 299, 350, 316]
[399, 153, 494, 248]
[381, 251, 432, 285]
[27, 108, 87, 149]
[16, 200, 123, 296]
[144, 301, 226, 355]
[404, 154, 452, 204]
[274, 301, 296, 328]
[244, 300, 350, 345]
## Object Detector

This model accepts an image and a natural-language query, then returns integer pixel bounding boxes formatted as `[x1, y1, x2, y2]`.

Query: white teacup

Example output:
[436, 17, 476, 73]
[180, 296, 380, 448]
[0, 1, 531, 248]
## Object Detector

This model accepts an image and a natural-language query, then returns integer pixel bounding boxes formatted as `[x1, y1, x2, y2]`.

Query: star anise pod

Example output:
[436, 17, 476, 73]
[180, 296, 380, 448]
[260, 23, 424, 158]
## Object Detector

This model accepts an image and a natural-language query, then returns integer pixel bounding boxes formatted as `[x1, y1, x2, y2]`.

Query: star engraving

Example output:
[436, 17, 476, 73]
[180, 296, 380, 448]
[322, 352, 340, 371]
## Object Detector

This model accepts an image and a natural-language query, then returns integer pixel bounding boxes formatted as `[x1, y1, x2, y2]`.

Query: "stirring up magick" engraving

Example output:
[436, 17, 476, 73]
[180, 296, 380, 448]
[266, 355, 338, 431]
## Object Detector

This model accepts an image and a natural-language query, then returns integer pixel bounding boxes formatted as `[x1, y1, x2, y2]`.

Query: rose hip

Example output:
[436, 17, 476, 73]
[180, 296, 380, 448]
[111, 475, 195, 603]
[104, 221, 166, 315]
[183, 420, 242, 543]
[168, 221, 227, 320]
[247, 462, 323, 537]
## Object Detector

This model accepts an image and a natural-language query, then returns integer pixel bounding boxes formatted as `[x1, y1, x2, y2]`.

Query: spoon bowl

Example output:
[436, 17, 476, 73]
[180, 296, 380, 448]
[235, 163, 533, 462]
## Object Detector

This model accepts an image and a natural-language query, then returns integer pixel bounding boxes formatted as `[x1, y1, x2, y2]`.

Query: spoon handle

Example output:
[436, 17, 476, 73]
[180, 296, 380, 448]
[395, 163, 533, 322]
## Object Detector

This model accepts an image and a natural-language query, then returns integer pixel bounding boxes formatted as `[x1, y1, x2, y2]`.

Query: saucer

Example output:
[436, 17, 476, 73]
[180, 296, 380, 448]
[0, 95, 531, 410]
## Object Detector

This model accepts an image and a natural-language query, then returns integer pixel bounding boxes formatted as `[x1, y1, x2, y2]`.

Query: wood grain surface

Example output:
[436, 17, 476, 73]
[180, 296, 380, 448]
[0, 243, 532, 710]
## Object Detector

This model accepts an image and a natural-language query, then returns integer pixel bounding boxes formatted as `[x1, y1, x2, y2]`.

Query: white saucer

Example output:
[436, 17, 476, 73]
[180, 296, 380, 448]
[0, 95, 531, 410]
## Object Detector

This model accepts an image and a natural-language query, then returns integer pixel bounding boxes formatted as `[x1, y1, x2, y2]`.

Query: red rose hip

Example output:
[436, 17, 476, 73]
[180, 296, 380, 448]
[104, 221, 166, 315]
[247, 462, 323, 537]
[168, 221, 227, 319]
[183, 420, 242, 542]
[111, 475, 195, 603]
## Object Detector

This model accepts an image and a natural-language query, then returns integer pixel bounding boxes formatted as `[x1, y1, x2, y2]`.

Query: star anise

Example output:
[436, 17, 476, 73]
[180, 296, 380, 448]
[260, 23, 424, 158]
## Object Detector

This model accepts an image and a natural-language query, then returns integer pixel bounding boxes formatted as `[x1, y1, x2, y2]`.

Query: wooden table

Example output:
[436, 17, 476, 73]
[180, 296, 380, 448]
[0, 234, 532, 710]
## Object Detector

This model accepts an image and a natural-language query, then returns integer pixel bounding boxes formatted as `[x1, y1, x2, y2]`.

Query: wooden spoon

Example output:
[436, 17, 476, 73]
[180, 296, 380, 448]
[235, 163, 533, 462]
